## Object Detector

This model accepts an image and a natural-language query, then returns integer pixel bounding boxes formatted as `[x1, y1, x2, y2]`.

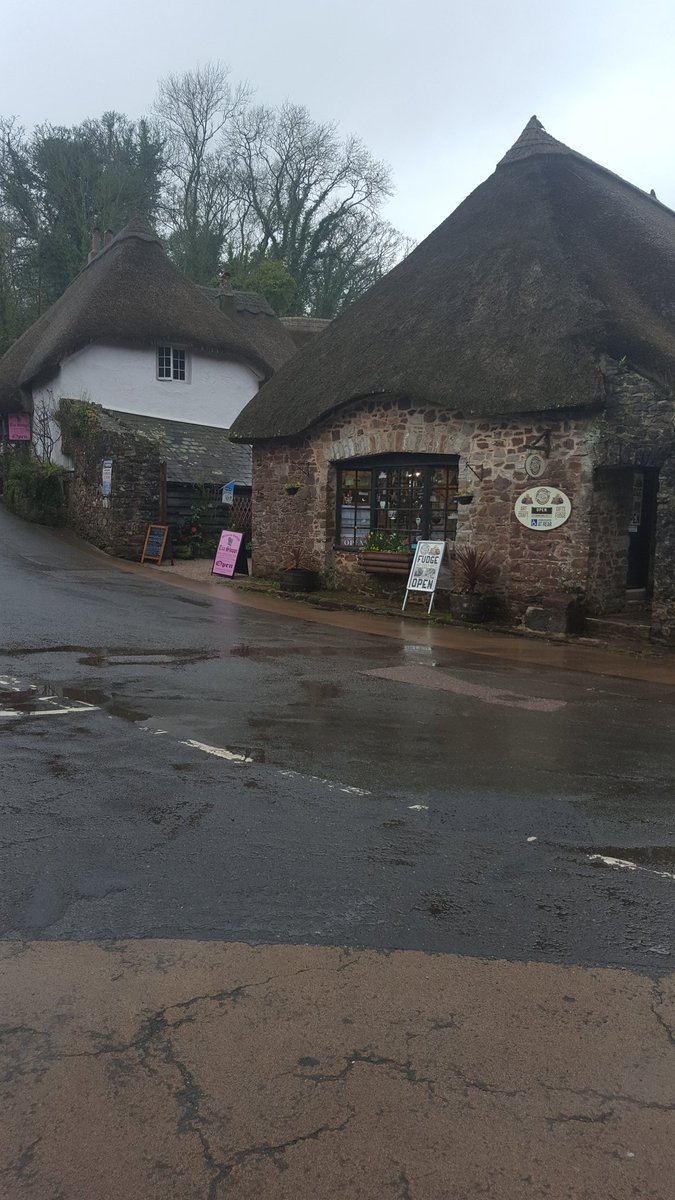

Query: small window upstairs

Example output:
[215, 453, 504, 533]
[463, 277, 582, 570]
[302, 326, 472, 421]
[157, 345, 188, 381]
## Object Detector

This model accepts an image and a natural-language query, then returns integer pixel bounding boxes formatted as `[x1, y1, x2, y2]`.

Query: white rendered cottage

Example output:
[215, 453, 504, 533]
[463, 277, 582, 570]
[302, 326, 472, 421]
[0, 219, 296, 468]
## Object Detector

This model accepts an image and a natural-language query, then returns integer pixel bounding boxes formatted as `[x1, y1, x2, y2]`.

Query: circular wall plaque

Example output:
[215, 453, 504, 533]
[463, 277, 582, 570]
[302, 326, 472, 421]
[525, 451, 546, 478]
[515, 486, 572, 531]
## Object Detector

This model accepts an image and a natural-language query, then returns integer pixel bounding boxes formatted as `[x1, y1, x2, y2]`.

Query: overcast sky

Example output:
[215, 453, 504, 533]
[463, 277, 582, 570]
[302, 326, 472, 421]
[4, 0, 674, 242]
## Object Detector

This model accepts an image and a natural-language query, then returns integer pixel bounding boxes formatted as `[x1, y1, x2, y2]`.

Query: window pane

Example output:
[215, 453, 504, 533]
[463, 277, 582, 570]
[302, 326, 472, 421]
[338, 468, 372, 548]
[173, 348, 186, 380]
[158, 346, 171, 379]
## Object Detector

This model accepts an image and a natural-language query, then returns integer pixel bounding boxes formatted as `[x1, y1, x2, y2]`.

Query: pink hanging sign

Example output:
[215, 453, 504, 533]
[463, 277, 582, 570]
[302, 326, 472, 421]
[212, 530, 243, 577]
[7, 413, 31, 441]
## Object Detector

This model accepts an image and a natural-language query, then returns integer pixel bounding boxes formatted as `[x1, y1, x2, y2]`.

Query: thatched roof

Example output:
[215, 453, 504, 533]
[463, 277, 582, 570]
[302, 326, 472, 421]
[198, 285, 297, 371]
[102, 409, 252, 486]
[0, 220, 272, 412]
[280, 316, 332, 350]
[231, 117, 675, 442]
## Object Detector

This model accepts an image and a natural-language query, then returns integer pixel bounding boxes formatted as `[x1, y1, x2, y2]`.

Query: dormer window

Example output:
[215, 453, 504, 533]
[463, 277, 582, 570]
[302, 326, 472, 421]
[157, 345, 188, 381]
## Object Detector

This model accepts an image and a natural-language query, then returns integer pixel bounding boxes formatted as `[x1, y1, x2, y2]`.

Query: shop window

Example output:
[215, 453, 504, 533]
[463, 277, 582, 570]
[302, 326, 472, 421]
[336, 457, 458, 549]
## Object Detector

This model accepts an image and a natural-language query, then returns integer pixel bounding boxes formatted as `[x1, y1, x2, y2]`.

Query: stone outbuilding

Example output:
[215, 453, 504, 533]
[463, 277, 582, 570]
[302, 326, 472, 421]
[231, 118, 675, 641]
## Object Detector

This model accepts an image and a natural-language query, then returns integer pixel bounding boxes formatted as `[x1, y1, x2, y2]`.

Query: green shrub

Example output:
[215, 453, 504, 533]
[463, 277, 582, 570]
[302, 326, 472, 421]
[4, 457, 68, 525]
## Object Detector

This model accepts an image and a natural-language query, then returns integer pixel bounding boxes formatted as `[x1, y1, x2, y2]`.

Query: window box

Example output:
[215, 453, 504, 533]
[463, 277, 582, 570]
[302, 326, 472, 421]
[359, 550, 414, 576]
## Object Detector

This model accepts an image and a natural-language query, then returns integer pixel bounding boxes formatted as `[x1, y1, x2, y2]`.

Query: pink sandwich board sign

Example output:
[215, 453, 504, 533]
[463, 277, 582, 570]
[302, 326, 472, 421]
[7, 413, 31, 441]
[212, 530, 244, 577]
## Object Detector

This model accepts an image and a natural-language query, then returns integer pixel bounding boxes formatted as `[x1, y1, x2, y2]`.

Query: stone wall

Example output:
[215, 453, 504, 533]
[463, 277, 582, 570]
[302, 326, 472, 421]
[251, 397, 594, 617]
[57, 402, 161, 559]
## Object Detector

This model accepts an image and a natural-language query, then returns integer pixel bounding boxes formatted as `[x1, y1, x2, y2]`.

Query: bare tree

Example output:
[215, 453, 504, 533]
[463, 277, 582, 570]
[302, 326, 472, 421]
[154, 63, 249, 283]
[228, 102, 405, 313]
[32, 393, 56, 463]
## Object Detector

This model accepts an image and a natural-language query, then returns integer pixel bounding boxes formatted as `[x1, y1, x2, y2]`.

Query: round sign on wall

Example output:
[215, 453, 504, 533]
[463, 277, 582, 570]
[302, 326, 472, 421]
[525, 451, 546, 478]
[515, 486, 572, 530]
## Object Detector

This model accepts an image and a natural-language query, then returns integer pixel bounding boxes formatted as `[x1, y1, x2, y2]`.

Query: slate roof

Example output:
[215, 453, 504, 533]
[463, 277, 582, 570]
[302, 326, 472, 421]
[0, 220, 273, 412]
[102, 409, 251, 486]
[231, 117, 675, 441]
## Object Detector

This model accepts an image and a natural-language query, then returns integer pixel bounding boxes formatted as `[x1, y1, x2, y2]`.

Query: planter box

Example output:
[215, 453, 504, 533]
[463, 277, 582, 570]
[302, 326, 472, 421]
[449, 593, 488, 623]
[279, 567, 320, 592]
[359, 551, 414, 576]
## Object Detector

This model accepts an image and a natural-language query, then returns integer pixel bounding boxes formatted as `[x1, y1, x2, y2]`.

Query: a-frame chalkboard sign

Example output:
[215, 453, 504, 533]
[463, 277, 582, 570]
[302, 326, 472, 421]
[141, 524, 172, 564]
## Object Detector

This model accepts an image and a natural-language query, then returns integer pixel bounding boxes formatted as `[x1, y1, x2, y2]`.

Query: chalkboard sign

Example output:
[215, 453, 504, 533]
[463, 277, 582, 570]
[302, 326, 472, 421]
[141, 524, 170, 563]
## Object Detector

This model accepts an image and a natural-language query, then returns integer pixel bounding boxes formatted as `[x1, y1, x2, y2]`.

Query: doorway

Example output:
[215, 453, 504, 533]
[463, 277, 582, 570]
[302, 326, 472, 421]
[588, 466, 659, 613]
[626, 469, 658, 595]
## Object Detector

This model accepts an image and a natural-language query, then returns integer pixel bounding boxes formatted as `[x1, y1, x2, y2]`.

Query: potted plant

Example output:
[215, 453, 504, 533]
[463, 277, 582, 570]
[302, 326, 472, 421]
[359, 530, 414, 575]
[285, 481, 302, 496]
[451, 546, 496, 622]
[456, 487, 474, 506]
[279, 547, 320, 592]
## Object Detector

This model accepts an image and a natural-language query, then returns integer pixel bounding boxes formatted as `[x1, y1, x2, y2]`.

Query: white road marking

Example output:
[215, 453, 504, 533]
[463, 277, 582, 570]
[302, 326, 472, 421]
[0, 701, 97, 718]
[181, 739, 253, 763]
[527, 836, 538, 843]
[408, 804, 429, 811]
[588, 854, 675, 882]
[278, 769, 371, 796]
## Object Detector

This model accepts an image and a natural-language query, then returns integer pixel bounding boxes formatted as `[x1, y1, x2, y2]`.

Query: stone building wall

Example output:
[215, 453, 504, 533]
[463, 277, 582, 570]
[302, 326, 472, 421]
[251, 366, 675, 637]
[57, 401, 161, 559]
[252, 397, 595, 617]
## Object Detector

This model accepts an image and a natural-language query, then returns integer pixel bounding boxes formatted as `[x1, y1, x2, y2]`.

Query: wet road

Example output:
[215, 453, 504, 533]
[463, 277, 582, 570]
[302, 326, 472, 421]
[0, 505, 673, 1199]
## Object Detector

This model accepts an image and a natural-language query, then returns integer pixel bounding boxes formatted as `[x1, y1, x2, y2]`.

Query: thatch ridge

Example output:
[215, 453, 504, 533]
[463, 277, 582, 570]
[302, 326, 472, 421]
[231, 119, 675, 442]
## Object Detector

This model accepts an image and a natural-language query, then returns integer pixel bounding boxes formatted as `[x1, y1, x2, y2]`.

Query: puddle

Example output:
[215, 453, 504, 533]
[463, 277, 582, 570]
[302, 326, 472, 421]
[0, 679, 98, 720]
[78, 649, 214, 668]
[229, 644, 338, 660]
[0, 676, 149, 723]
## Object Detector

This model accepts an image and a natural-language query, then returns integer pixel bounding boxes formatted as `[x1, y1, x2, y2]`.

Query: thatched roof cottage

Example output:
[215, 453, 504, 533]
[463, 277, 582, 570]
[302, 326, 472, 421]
[0, 219, 298, 556]
[231, 118, 675, 641]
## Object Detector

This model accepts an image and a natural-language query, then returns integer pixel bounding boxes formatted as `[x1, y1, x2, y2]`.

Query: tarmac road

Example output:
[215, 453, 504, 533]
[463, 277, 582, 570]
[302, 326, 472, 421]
[0, 505, 673, 1199]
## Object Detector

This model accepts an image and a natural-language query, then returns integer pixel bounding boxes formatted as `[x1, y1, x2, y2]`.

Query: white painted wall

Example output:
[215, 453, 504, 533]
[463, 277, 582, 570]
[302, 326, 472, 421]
[33, 342, 261, 466]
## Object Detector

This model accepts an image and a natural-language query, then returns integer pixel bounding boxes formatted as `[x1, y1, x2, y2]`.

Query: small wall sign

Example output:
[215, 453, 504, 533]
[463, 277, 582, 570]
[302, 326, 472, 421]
[212, 530, 245, 577]
[525, 451, 546, 478]
[515, 487, 572, 531]
[7, 413, 31, 441]
[101, 458, 113, 498]
[402, 540, 452, 614]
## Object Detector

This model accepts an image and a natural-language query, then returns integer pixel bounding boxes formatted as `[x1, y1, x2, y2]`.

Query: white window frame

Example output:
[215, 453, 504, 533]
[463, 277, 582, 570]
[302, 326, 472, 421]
[157, 345, 190, 383]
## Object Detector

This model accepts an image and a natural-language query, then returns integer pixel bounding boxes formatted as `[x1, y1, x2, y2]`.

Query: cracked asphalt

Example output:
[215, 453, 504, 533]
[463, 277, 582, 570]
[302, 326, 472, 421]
[0, 506, 674, 1198]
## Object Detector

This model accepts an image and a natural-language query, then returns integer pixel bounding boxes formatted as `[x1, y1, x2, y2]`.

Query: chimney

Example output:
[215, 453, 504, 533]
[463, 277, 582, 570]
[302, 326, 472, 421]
[88, 229, 101, 263]
[103, 228, 113, 248]
[218, 270, 237, 318]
